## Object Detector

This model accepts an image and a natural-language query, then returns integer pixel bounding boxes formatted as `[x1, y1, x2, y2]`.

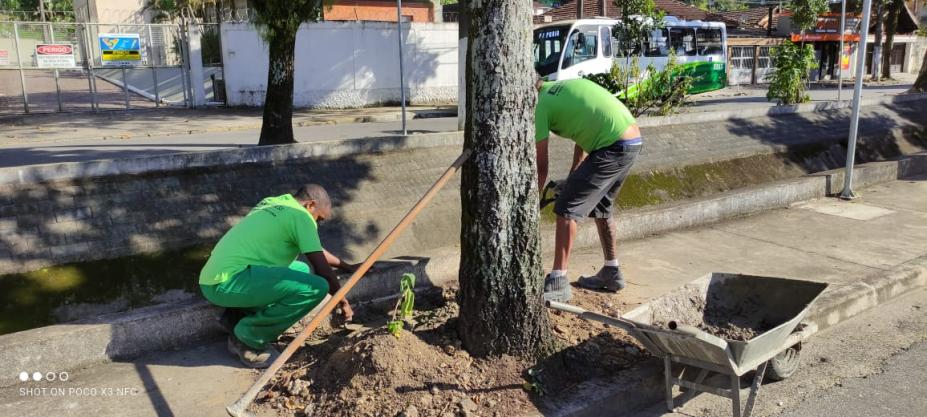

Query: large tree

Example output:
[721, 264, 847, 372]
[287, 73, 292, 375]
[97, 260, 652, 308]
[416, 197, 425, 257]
[871, 0, 885, 80]
[252, 0, 324, 146]
[914, 49, 927, 92]
[457, 0, 553, 357]
[880, 0, 904, 79]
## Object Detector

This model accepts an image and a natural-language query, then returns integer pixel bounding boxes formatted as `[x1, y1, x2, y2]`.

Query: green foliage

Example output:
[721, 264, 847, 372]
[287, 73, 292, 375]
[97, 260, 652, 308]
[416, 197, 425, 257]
[917, 27, 927, 37]
[0, 0, 74, 21]
[684, 0, 747, 12]
[613, 0, 665, 58]
[584, 53, 692, 117]
[790, 0, 829, 33]
[387, 273, 416, 337]
[766, 40, 817, 105]
[251, 0, 327, 45]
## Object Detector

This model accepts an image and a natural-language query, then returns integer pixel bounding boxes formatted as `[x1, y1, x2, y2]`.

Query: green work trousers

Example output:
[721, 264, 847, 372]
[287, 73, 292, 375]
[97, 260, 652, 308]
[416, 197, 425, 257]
[200, 261, 328, 349]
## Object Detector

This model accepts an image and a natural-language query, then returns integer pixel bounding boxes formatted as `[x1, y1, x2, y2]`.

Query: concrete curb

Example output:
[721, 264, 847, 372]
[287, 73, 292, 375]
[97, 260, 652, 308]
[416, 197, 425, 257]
[0, 156, 922, 389]
[525, 255, 927, 417]
[0, 258, 430, 388]
[3, 94, 924, 187]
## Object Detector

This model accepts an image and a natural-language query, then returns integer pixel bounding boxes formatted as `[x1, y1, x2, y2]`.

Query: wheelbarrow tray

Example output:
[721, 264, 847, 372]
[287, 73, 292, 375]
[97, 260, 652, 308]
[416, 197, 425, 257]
[622, 272, 829, 376]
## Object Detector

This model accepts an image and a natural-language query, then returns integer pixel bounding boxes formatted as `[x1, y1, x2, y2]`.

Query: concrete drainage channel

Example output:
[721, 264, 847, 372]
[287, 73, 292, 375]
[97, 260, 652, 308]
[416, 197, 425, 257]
[0, 153, 925, 391]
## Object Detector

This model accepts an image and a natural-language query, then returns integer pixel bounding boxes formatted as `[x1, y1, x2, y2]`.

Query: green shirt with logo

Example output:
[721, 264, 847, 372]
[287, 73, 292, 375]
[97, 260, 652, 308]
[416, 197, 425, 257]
[199, 194, 323, 285]
[535, 78, 637, 153]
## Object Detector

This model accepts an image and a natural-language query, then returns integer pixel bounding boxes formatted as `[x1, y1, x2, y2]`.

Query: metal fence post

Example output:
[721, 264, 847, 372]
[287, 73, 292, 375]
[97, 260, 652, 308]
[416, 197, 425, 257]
[84, 23, 99, 112]
[50, 23, 64, 112]
[396, 0, 407, 135]
[116, 24, 130, 109]
[12, 22, 29, 113]
[148, 25, 160, 107]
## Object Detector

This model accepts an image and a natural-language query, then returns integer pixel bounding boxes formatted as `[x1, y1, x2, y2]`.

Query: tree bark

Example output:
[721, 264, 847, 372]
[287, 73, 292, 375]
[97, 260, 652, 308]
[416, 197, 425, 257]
[258, 28, 297, 146]
[880, 0, 901, 80]
[871, 0, 884, 81]
[457, 0, 553, 358]
[914, 49, 927, 92]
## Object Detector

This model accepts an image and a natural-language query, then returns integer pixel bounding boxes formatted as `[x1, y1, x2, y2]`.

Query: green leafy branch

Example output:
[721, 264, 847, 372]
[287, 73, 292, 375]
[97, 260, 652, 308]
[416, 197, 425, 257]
[387, 273, 416, 337]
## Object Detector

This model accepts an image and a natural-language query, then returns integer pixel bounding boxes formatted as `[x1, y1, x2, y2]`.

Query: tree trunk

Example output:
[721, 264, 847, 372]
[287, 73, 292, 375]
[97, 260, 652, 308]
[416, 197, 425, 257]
[258, 28, 297, 146]
[457, 0, 553, 358]
[871, 0, 884, 81]
[880, 0, 901, 80]
[914, 49, 927, 92]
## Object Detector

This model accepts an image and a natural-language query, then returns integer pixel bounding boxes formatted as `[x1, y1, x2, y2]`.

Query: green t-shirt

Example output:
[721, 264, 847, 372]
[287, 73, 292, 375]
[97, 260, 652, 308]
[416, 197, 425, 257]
[535, 78, 637, 153]
[199, 194, 323, 285]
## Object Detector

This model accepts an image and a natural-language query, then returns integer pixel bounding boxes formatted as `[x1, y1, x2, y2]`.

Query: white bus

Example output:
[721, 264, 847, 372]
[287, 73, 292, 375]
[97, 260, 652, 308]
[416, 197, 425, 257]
[533, 16, 728, 93]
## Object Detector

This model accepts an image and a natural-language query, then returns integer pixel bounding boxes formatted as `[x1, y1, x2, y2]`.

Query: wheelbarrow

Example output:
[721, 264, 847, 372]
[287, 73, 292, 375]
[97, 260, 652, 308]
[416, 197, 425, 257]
[547, 272, 828, 417]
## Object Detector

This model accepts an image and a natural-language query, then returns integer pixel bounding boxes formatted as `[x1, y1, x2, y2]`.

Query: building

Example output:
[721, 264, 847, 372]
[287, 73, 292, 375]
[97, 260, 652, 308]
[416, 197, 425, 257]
[323, 0, 438, 23]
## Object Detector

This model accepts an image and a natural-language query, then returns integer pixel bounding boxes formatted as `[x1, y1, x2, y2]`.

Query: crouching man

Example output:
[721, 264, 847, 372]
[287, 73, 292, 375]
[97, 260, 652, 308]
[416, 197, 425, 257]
[199, 184, 356, 368]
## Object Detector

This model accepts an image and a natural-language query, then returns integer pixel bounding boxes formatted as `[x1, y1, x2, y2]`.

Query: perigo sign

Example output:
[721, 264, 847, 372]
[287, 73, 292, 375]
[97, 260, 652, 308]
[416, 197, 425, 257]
[36, 44, 74, 55]
[35, 43, 76, 68]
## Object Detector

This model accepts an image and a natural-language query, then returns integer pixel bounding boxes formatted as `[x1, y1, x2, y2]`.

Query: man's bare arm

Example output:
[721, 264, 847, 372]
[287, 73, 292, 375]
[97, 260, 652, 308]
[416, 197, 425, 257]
[570, 144, 587, 173]
[323, 248, 358, 272]
[306, 251, 353, 321]
[536, 139, 549, 197]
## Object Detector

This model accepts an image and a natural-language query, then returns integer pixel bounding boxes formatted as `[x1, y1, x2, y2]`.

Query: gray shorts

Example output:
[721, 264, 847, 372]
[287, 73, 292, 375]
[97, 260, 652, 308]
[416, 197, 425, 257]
[554, 139, 642, 220]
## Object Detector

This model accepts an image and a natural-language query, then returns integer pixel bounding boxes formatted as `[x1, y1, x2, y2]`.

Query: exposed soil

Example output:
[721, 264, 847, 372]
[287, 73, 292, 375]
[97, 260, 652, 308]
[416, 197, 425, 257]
[257, 285, 648, 417]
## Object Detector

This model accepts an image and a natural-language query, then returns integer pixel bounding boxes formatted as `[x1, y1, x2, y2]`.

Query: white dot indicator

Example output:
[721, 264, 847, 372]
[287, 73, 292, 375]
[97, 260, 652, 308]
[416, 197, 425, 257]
[19, 372, 28, 382]
[32, 372, 42, 381]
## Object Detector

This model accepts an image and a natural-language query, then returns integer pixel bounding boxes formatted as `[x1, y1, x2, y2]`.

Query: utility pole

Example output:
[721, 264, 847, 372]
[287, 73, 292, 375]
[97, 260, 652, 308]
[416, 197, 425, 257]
[840, 0, 874, 200]
[38, 0, 47, 21]
[837, 0, 846, 102]
[396, 0, 407, 135]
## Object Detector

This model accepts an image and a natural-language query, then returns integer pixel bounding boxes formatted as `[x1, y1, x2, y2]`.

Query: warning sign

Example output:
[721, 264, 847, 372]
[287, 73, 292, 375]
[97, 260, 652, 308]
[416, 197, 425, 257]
[98, 33, 141, 67]
[35, 44, 76, 68]
[0, 50, 9, 66]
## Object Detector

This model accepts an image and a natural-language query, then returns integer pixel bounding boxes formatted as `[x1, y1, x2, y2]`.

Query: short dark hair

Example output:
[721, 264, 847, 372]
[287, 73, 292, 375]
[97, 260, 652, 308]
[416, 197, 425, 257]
[293, 184, 331, 210]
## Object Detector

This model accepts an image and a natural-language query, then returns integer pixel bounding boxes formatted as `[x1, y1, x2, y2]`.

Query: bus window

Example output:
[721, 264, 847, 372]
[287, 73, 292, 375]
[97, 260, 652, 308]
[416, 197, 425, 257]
[696, 28, 724, 56]
[562, 28, 598, 69]
[533, 25, 569, 76]
[669, 27, 697, 56]
[644, 28, 670, 57]
[600, 26, 612, 57]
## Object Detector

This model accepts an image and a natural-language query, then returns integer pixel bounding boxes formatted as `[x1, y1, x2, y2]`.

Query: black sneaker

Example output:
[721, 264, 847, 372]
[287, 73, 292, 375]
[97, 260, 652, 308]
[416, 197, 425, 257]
[543, 273, 573, 303]
[577, 266, 626, 292]
[227, 335, 280, 369]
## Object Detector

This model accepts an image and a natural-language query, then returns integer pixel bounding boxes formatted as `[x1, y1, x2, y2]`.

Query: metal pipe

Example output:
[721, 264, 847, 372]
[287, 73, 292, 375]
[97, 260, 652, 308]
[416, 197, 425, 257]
[396, 0, 407, 135]
[841, 0, 874, 200]
[116, 24, 130, 109]
[50, 23, 63, 111]
[837, 0, 846, 102]
[12, 22, 29, 113]
[148, 25, 160, 107]
[84, 23, 99, 112]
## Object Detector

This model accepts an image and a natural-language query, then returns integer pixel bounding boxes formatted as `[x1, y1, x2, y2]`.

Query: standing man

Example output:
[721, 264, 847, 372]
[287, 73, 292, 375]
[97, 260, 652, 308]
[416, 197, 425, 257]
[535, 77, 643, 302]
[199, 184, 357, 368]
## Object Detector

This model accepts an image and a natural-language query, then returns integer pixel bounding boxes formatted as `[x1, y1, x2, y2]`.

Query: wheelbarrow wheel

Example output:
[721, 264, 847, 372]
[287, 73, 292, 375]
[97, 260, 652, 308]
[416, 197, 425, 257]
[766, 344, 801, 381]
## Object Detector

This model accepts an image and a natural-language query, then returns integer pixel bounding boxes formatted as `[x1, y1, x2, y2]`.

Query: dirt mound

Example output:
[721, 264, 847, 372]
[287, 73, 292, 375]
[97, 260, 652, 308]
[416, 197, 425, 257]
[257, 286, 647, 417]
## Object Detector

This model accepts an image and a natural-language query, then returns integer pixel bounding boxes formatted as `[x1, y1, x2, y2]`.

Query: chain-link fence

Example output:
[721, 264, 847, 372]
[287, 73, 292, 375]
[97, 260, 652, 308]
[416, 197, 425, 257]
[0, 20, 224, 115]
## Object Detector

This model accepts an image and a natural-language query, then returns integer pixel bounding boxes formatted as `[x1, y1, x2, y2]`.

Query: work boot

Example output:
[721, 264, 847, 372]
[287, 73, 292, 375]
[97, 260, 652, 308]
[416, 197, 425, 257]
[227, 335, 280, 369]
[543, 273, 573, 303]
[577, 266, 626, 292]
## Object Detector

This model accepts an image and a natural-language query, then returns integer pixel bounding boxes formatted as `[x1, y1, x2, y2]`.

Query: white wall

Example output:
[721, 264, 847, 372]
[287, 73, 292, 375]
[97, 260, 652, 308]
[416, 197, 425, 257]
[221, 21, 458, 108]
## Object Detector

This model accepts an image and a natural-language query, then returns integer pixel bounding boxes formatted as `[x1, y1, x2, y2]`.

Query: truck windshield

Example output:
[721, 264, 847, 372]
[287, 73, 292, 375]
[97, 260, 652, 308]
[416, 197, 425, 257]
[533, 25, 569, 77]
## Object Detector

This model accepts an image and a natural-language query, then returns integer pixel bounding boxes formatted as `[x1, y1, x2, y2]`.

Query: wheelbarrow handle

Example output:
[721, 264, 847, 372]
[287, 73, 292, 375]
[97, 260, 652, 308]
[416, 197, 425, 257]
[546, 300, 639, 332]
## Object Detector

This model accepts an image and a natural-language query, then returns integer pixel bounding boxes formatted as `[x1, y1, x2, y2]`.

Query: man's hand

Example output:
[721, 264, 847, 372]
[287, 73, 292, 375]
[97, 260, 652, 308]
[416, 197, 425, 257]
[337, 262, 361, 273]
[338, 299, 354, 322]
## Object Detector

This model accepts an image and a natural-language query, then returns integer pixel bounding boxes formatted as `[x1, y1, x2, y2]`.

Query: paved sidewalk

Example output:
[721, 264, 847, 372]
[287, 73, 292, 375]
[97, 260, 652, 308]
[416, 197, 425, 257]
[0, 104, 456, 145]
[0, 176, 924, 417]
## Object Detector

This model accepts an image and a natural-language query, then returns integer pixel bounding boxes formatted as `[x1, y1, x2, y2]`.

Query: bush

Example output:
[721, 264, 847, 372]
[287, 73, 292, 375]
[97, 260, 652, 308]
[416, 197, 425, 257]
[585, 54, 692, 117]
[766, 40, 817, 105]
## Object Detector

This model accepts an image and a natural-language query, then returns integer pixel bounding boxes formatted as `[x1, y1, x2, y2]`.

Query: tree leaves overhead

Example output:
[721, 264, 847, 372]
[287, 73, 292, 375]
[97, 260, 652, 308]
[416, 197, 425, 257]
[251, 0, 328, 44]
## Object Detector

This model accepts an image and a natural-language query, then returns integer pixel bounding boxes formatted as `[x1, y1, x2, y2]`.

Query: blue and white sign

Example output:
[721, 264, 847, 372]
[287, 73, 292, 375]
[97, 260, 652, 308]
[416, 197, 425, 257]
[98, 33, 141, 67]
